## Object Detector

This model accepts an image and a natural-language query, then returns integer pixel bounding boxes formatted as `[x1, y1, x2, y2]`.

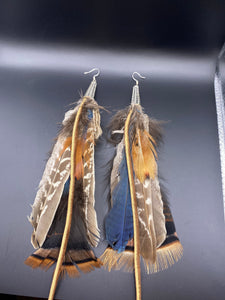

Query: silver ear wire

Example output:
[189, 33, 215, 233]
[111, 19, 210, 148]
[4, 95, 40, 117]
[84, 68, 100, 98]
[84, 68, 100, 79]
[131, 72, 146, 105]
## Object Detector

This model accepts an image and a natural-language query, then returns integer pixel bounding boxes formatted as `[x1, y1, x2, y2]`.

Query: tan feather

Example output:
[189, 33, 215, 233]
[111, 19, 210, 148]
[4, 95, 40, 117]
[133, 114, 166, 272]
[82, 117, 101, 247]
[135, 175, 167, 273]
[149, 240, 183, 273]
[100, 246, 134, 273]
[29, 104, 80, 248]
[151, 177, 167, 248]
[132, 129, 157, 183]
[134, 177, 157, 264]
[30, 138, 71, 248]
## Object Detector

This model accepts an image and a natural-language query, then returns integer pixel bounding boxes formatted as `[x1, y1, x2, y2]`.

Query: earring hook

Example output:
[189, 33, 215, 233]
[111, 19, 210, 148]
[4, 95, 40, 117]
[132, 72, 146, 85]
[84, 68, 100, 80]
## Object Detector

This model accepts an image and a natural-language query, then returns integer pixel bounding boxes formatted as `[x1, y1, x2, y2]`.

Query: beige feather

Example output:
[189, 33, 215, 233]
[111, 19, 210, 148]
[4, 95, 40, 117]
[151, 177, 167, 248]
[82, 109, 102, 247]
[134, 177, 157, 264]
[29, 107, 77, 248]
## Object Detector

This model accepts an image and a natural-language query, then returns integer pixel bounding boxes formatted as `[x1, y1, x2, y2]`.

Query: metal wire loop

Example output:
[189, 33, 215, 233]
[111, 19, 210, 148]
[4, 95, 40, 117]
[132, 72, 146, 85]
[84, 68, 100, 80]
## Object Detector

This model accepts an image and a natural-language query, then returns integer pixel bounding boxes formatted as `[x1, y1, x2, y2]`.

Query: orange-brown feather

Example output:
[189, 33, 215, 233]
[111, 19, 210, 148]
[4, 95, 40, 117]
[59, 136, 85, 180]
[132, 129, 157, 183]
[59, 137, 72, 158]
[74, 138, 85, 179]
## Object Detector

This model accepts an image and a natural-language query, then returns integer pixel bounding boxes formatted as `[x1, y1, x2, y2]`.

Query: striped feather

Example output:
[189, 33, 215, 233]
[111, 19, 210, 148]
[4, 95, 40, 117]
[151, 177, 167, 248]
[30, 129, 72, 248]
[83, 118, 100, 247]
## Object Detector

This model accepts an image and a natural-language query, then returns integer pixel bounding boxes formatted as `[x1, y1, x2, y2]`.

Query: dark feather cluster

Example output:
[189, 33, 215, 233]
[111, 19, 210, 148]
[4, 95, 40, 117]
[43, 178, 91, 251]
[107, 106, 130, 144]
[107, 105, 164, 147]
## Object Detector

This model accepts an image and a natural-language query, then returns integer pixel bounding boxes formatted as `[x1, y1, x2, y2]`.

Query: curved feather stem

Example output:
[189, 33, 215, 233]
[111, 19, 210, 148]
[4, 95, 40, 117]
[124, 106, 141, 300]
[48, 97, 88, 300]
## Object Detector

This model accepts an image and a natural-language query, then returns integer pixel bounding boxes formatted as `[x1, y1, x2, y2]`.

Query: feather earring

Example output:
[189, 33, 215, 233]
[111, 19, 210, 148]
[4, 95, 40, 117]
[100, 72, 183, 300]
[25, 68, 103, 300]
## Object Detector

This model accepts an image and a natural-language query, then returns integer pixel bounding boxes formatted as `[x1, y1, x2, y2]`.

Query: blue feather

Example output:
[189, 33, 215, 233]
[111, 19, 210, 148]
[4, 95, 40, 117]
[105, 152, 133, 252]
[62, 177, 70, 196]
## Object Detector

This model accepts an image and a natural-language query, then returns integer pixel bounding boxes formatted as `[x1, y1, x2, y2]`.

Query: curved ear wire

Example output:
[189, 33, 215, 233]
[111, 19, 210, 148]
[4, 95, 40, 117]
[101, 72, 183, 300]
[25, 69, 103, 300]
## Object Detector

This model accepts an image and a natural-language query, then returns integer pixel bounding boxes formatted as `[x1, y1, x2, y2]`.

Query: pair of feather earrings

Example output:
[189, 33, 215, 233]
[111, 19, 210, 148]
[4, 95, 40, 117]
[25, 69, 183, 300]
